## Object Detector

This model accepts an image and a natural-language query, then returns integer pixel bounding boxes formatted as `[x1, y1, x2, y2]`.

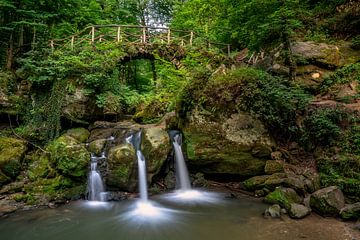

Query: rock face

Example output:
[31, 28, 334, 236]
[0, 137, 28, 185]
[310, 186, 345, 216]
[340, 203, 360, 220]
[264, 187, 303, 210]
[292, 41, 360, 69]
[62, 88, 103, 123]
[185, 112, 274, 179]
[142, 127, 171, 181]
[89, 121, 171, 192]
[288, 203, 311, 219]
[106, 143, 137, 192]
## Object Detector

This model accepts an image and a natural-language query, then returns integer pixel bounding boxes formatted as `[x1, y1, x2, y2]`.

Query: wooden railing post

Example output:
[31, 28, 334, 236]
[91, 26, 95, 43]
[142, 27, 146, 43]
[167, 29, 171, 44]
[117, 27, 121, 42]
[50, 40, 54, 53]
[71, 36, 74, 50]
[190, 31, 194, 46]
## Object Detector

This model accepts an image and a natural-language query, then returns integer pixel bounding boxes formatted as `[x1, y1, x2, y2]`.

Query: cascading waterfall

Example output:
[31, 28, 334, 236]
[87, 153, 106, 201]
[170, 131, 191, 190]
[126, 131, 148, 201]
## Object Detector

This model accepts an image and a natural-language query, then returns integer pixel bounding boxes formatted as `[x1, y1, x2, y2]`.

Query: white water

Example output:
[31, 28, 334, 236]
[87, 136, 115, 201]
[127, 131, 149, 202]
[87, 156, 105, 201]
[137, 150, 148, 201]
[173, 134, 191, 190]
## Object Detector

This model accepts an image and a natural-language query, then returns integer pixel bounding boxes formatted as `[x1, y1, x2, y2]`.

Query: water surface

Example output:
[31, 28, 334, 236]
[0, 193, 358, 240]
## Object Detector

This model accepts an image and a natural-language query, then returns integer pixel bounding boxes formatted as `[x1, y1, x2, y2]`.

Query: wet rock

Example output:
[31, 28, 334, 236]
[106, 143, 136, 192]
[264, 204, 281, 218]
[264, 187, 303, 210]
[288, 203, 311, 219]
[164, 171, 176, 189]
[310, 186, 345, 216]
[264, 160, 284, 174]
[0, 137, 28, 184]
[142, 127, 171, 181]
[88, 139, 107, 155]
[193, 172, 208, 187]
[340, 203, 360, 220]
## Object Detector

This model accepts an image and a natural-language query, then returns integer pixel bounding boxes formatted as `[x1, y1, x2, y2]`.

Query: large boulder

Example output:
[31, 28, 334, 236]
[292, 41, 360, 69]
[47, 133, 90, 179]
[106, 143, 137, 192]
[185, 112, 273, 179]
[264, 187, 303, 210]
[310, 186, 345, 216]
[0, 137, 27, 184]
[62, 88, 103, 123]
[288, 203, 311, 219]
[340, 203, 360, 220]
[264, 160, 284, 175]
[142, 126, 171, 181]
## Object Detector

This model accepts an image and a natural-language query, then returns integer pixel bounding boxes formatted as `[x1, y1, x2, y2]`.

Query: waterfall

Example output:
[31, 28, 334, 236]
[127, 131, 148, 202]
[170, 131, 192, 190]
[87, 153, 106, 201]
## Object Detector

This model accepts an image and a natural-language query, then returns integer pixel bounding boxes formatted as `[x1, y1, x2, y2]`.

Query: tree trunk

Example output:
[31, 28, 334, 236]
[6, 32, 13, 70]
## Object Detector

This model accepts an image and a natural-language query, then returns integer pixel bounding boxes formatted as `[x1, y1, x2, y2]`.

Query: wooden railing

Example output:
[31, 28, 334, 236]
[49, 25, 232, 56]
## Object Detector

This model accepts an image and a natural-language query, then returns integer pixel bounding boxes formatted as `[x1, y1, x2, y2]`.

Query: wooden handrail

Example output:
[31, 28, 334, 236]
[49, 24, 232, 56]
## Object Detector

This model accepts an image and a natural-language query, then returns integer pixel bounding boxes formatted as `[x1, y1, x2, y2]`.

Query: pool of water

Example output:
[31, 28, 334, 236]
[0, 191, 358, 240]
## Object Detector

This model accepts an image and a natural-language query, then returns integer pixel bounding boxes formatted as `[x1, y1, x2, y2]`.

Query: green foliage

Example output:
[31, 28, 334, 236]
[317, 155, 360, 201]
[351, 36, 360, 50]
[320, 63, 360, 92]
[179, 67, 311, 141]
[302, 108, 349, 148]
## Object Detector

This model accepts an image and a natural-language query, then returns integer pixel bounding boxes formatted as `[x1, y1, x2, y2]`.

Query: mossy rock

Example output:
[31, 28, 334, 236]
[185, 130, 266, 178]
[142, 127, 171, 180]
[340, 203, 360, 220]
[310, 186, 345, 216]
[47, 135, 90, 179]
[106, 143, 136, 192]
[24, 175, 75, 203]
[264, 160, 284, 175]
[88, 139, 107, 155]
[65, 128, 90, 143]
[26, 151, 56, 181]
[264, 187, 303, 210]
[243, 173, 287, 191]
[243, 175, 272, 191]
[0, 170, 10, 186]
[0, 137, 27, 180]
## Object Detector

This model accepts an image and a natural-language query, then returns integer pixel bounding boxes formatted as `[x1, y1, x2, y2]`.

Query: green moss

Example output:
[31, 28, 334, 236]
[0, 137, 27, 179]
[65, 128, 90, 143]
[264, 187, 303, 210]
[317, 155, 360, 201]
[46, 135, 90, 179]
[185, 130, 266, 177]
[27, 152, 56, 181]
